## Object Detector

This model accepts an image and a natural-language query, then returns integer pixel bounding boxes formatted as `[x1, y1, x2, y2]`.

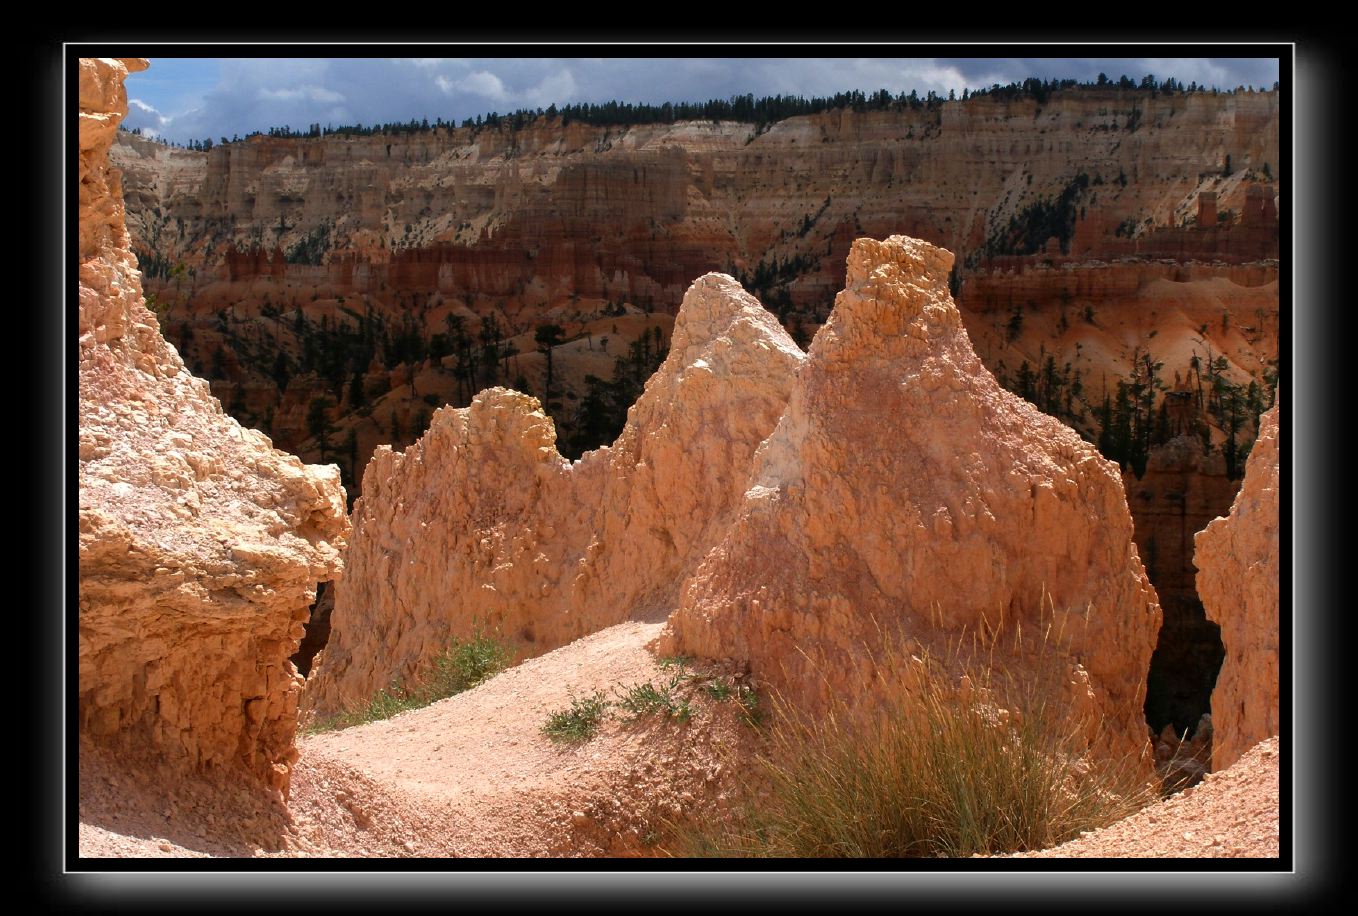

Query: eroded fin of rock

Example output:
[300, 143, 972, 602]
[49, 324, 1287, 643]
[78, 58, 349, 796]
[303, 273, 804, 719]
[1195, 399, 1280, 771]
[660, 235, 1163, 764]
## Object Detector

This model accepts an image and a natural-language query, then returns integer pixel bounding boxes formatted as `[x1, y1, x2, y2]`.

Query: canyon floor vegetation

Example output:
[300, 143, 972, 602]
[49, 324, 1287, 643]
[665, 617, 1159, 858]
[305, 629, 511, 733]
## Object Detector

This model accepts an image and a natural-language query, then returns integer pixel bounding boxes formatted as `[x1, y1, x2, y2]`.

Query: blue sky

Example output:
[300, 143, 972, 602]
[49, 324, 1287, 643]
[122, 57, 1283, 145]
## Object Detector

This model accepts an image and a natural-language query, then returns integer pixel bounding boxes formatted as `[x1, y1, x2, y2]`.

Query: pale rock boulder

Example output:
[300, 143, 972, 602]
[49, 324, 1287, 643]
[304, 274, 804, 718]
[661, 235, 1163, 764]
[1195, 400, 1280, 771]
[78, 58, 349, 796]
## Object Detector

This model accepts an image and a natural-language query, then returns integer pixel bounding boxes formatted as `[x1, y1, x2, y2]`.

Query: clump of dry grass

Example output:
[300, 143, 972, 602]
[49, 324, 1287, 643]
[667, 600, 1156, 858]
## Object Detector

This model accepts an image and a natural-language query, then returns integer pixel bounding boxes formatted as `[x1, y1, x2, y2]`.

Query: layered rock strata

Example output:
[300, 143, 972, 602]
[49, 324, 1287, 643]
[114, 88, 1280, 322]
[78, 57, 349, 795]
[1195, 401, 1280, 771]
[661, 235, 1163, 763]
[303, 274, 804, 718]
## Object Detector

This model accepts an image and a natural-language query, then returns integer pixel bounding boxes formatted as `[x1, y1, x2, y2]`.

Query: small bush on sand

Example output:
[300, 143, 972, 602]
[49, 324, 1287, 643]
[668, 609, 1156, 858]
[305, 629, 512, 733]
[614, 673, 692, 722]
[543, 691, 611, 743]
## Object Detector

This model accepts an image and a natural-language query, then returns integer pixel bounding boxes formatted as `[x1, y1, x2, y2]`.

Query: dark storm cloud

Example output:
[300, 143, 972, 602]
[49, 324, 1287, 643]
[123, 57, 1282, 146]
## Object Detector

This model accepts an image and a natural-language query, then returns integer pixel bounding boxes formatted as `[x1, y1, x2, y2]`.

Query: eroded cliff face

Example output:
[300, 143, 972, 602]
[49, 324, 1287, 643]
[1195, 401, 1280, 771]
[303, 274, 803, 719]
[660, 236, 1163, 764]
[115, 89, 1280, 318]
[110, 91, 1279, 508]
[78, 58, 349, 796]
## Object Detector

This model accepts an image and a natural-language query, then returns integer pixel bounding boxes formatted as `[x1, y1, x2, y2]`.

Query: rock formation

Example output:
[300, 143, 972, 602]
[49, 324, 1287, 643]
[78, 58, 349, 796]
[661, 235, 1163, 764]
[303, 274, 803, 719]
[1195, 400, 1280, 771]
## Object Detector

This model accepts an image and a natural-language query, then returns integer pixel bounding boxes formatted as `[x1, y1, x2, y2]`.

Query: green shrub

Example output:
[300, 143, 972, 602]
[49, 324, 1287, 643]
[543, 691, 611, 743]
[614, 674, 692, 723]
[305, 628, 511, 734]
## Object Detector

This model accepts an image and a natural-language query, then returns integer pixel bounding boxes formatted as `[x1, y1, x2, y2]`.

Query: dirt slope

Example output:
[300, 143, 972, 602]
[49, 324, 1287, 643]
[80, 621, 758, 858]
[1004, 736, 1281, 858]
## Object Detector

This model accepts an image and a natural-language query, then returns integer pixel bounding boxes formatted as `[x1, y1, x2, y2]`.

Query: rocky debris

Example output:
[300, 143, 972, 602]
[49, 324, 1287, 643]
[303, 274, 803, 719]
[1005, 736, 1281, 858]
[661, 235, 1162, 764]
[1153, 713, 1214, 792]
[82, 621, 761, 858]
[1195, 400, 1280, 771]
[78, 58, 349, 796]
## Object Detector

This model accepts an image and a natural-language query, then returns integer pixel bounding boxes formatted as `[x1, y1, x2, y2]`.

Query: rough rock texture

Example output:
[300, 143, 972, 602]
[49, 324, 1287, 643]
[661, 235, 1163, 764]
[1195, 401, 1280, 771]
[78, 58, 349, 795]
[303, 274, 803, 719]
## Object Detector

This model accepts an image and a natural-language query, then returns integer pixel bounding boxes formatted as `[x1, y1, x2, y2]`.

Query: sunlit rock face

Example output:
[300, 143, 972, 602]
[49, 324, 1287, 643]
[303, 273, 804, 719]
[78, 57, 349, 796]
[1195, 400, 1280, 771]
[662, 235, 1163, 765]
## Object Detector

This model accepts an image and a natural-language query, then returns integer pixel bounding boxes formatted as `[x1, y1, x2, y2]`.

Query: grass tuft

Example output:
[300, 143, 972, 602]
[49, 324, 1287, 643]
[305, 628, 511, 734]
[614, 673, 692, 722]
[667, 610, 1155, 858]
[543, 691, 611, 743]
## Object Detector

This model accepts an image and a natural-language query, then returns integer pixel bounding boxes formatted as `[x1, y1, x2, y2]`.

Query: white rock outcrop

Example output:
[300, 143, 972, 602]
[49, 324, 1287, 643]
[78, 58, 349, 795]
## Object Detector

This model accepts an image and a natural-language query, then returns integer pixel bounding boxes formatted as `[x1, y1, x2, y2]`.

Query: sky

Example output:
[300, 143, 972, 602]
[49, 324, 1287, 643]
[121, 57, 1283, 146]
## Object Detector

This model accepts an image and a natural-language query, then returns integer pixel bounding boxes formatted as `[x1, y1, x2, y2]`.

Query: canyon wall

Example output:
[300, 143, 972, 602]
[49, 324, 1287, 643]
[78, 58, 349, 795]
[110, 90, 1279, 502]
[660, 236, 1163, 764]
[303, 274, 803, 719]
[115, 88, 1279, 313]
[1195, 401, 1281, 770]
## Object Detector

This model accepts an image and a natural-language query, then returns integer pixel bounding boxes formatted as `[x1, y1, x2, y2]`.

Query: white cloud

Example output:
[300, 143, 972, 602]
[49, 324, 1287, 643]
[522, 69, 578, 108]
[123, 97, 169, 136]
[257, 85, 346, 104]
[455, 70, 508, 101]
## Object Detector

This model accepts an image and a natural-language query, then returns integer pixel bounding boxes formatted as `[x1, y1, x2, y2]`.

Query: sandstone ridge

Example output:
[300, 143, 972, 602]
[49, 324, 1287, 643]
[1195, 400, 1280, 771]
[78, 58, 349, 796]
[661, 234, 1164, 764]
[303, 272, 804, 718]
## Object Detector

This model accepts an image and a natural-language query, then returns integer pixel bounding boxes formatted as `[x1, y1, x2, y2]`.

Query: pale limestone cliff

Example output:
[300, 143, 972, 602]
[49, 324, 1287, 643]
[1195, 401, 1280, 771]
[78, 57, 349, 796]
[303, 274, 803, 718]
[660, 235, 1163, 764]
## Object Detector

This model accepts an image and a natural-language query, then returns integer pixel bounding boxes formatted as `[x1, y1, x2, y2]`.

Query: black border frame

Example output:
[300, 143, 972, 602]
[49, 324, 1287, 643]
[39, 31, 1340, 907]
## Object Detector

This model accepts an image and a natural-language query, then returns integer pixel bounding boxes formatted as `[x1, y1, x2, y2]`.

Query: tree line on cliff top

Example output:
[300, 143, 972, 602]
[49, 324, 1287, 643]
[124, 75, 1278, 151]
